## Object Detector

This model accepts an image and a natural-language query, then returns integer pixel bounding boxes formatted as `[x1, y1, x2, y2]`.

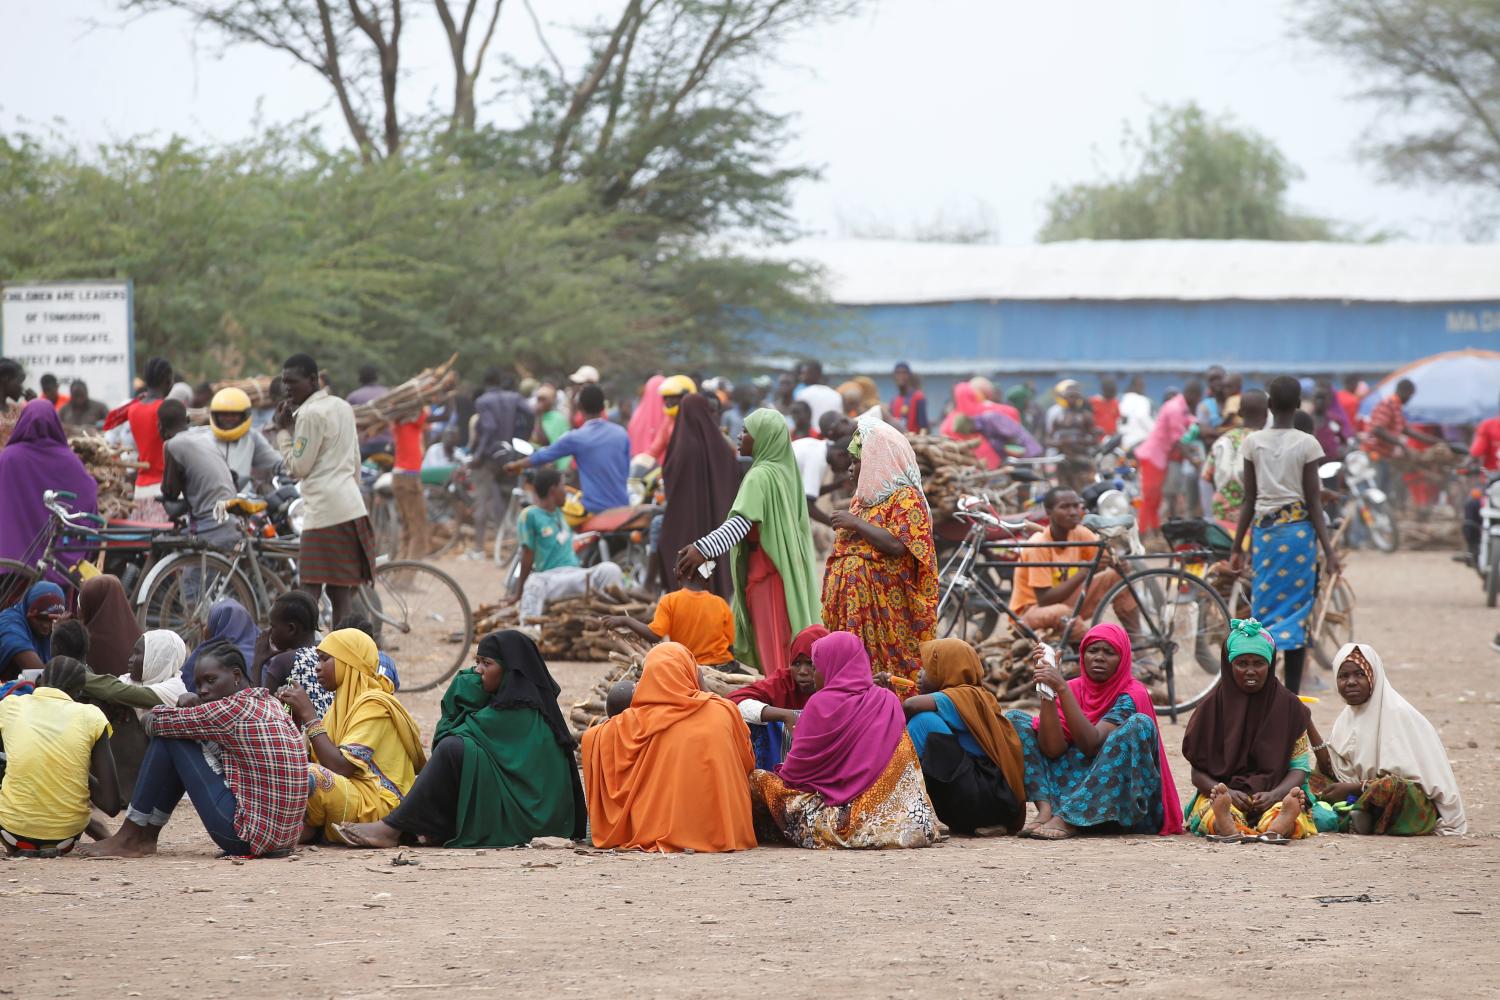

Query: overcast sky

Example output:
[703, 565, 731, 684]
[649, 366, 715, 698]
[2, 0, 1474, 243]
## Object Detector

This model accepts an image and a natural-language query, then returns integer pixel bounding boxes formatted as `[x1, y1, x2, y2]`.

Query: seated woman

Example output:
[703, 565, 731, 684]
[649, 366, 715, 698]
[582, 642, 755, 853]
[336, 631, 586, 849]
[0, 658, 120, 856]
[79, 630, 190, 804]
[727, 623, 826, 768]
[1181, 619, 1332, 842]
[79, 575, 142, 678]
[1310, 643, 1467, 836]
[1004, 624, 1182, 840]
[255, 591, 328, 713]
[0, 583, 66, 682]
[81, 640, 307, 858]
[750, 630, 937, 849]
[179, 599, 258, 687]
[903, 638, 1027, 836]
[336, 614, 401, 690]
[277, 628, 426, 844]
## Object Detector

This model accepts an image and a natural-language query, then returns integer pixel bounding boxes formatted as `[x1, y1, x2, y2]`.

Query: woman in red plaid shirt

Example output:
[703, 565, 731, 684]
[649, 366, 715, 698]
[82, 641, 306, 858]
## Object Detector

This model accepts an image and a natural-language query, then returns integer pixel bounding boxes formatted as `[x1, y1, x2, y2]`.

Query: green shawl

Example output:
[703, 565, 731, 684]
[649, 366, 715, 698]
[433, 671, 582, 848]
[727, 409, 821, 669]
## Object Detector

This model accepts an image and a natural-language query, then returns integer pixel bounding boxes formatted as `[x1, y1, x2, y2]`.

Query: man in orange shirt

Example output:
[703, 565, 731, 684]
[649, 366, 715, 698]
[1010, 488, 1138, 641]
[1090, 375, 1121, 436]
[390, 407, 429, 559]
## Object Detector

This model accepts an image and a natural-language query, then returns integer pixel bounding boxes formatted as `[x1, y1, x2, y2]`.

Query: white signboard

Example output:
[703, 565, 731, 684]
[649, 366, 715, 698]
[2, 281, 134, 408]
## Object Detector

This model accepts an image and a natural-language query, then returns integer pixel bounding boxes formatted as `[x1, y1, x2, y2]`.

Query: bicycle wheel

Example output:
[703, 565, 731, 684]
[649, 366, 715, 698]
[1311, 577, 1356, 671]
[137, 551, 258, 647]
[1092, 567, 1230, 718]
[371, 496, 401, 560]
[935, 570, 1002, 644]
[0, 559, 43, 610]
[360, 560, 473, 692]
[422, 486, 466, 559]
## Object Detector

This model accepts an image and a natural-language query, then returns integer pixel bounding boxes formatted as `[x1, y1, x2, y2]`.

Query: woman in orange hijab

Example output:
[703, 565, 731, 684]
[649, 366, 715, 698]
[581, 642, 755, 853]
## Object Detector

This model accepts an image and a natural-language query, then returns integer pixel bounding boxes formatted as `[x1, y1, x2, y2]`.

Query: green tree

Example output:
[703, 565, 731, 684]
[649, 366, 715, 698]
[1298, 0, 1500, 217]
[1038, 103, 1343, 242]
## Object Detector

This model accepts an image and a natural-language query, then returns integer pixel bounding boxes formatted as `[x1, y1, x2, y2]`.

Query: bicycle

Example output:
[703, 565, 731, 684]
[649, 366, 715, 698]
[134, 499, 475, 693]
[936, 494, 1230, 720]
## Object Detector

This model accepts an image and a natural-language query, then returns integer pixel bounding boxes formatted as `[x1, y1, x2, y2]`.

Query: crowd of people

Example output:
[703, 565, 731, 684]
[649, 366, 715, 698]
[0, 351, 1483, 858]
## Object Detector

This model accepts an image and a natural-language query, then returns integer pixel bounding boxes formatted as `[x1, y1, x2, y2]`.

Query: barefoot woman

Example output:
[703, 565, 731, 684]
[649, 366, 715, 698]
[1182, 619, 1332, 841]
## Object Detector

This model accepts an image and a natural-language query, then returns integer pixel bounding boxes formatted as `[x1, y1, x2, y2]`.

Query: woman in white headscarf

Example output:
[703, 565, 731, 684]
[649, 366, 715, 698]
[1312, 643, 1467, 835]
[81, 629, 189, 719]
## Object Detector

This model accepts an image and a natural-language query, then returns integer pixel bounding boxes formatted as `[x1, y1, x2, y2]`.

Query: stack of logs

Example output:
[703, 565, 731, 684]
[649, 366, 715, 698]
[473, 590, 654, 662]
[974, 631, 1051, 711]
[906, 433, 985, 520]
[566, 631, 761, 738]
[67, 431, 134, 520]
[352, 354, 459, 438]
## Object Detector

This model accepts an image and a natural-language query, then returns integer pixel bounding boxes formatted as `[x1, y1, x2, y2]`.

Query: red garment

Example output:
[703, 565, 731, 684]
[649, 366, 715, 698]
[941, 383, 1003, 469]
[147, 688, 308, 856]
[1471, 417, 1500, 472]
[889, 390, 927, 433]
[1138, 455, 1168, 534]
[1336, 390, 1364, 434]
[1090, 396, 1120, 435]
[127, 399, 166, 487]
[744, 547, 792, 677]
[1365, 396, 1406, 460]
[392, 409, 427, 472]
[51, 395, 70, 412]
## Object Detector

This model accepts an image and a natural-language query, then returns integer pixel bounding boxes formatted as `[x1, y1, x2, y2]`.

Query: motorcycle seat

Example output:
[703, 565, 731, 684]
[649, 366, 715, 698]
[582, 505, 660, 533]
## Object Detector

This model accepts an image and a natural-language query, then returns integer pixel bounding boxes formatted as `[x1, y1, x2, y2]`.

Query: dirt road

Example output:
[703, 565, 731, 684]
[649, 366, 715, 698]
[5, 550, 1498, 998]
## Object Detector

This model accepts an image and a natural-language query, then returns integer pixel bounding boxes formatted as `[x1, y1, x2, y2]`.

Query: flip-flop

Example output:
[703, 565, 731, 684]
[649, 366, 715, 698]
[334, 823, 381, 849]
[1253, 832, 1292, 845]
[1205, 834, 1245, 844]
[1030, 825, 1075, 841]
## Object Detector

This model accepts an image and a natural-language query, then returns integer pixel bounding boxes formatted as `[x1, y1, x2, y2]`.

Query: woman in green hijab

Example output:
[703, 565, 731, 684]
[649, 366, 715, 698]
[676, 408, 821, 675]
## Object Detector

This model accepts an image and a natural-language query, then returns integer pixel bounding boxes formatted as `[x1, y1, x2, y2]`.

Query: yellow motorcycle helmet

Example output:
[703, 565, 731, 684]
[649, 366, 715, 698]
[209, 387, 254, 442]
[562, 488, 589, 528]
[659, 374, 697, 417]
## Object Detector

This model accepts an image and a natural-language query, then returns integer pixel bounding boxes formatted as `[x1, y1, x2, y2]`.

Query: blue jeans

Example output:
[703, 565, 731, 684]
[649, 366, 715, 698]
[127, 738, 252, 855]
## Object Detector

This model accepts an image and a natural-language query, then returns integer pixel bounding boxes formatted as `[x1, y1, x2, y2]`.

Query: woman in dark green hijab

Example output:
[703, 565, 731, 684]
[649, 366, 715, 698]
[677, 408, 821, 675]
[335, 630, 585, 848]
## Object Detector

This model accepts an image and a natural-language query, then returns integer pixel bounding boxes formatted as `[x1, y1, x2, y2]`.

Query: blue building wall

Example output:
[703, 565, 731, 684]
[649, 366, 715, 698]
[795, 298, 1500, 374]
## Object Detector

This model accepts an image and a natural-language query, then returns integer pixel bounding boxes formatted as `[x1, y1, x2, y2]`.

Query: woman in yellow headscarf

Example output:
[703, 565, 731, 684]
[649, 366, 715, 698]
[278, 628, 427, 843]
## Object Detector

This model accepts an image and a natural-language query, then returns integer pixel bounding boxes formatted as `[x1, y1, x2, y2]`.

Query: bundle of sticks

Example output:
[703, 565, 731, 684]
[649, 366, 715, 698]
[353, 354, 460, 438]
[473, 589, 653, 662]
[566, 630, 761, 738]
[211, 375, 276, 408]
[905, 433, 985, 520]
[974, 631, 1051, 710]
[67, 431, 135, 520]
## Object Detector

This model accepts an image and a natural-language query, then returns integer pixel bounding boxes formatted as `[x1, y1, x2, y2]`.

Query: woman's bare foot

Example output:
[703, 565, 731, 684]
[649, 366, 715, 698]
[1208, 783, 1236, 837]
[1030, 816, 1077, 841]
[335, 821, 402, 849]
[1020, 803, 1053, 837]
[76, 820, 160, 858]
[1264, 788, 1306, 840]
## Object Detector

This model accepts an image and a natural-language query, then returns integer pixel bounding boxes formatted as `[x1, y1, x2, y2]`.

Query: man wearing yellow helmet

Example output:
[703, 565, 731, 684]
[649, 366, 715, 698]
[203, 386, 283, 491]
[643, 374, 696, 463]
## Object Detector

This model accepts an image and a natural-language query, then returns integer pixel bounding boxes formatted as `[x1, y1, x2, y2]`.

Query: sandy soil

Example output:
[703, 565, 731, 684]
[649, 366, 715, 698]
[5, 550, 1499, 999]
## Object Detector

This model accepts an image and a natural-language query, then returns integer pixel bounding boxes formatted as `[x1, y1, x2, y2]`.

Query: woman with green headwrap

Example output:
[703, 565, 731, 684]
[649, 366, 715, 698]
[1180, 618, 1337, 842]
[676, 409, 820, 676]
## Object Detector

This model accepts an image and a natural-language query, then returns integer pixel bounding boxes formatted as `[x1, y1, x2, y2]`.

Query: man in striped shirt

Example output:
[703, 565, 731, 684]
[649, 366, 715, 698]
[81, 641, 306, 858]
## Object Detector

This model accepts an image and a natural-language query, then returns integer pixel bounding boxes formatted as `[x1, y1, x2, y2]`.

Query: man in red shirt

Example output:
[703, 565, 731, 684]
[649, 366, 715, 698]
[1090, 374, 1121, 436]
[1336, 374, 1365, 436]
[1463, 394, 1500, 569]
[1365, 379, 1442, 499]
[391, 407, 429, 559]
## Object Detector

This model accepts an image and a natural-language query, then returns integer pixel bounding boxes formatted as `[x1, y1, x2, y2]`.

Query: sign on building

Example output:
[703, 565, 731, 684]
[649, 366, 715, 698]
[1, 281, 134, 408]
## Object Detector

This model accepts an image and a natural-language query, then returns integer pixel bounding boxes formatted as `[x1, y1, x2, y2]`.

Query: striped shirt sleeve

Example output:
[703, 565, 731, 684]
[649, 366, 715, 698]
[695, 515, 751, 559]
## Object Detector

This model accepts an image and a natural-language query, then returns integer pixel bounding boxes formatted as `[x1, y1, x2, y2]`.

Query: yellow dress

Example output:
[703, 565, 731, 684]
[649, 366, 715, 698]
[304, 629, 426, 839]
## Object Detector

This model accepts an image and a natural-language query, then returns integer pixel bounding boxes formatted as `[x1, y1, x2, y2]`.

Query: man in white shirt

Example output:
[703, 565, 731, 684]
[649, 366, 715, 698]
[1118, 374, 1156, 452]
[794, 360, 844, 430]
[274, 353, 372, 626]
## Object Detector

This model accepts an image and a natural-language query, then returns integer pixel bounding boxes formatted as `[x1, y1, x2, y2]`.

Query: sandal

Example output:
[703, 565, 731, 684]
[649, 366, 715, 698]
[1205, 834, 1245, 844]
[1253, 832, 1292, 845]
[1030, 824, 1075, 841]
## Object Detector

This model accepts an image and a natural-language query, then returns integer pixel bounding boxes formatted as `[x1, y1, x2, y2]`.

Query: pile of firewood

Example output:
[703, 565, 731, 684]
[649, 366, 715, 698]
[1395, 511, 1462, 550]
[67, 431, 134, 520]
[905, 433, 985, 520]
[566, 630, 761, 738]
[211, 375, 276, 408]
[353, 354, 459, 438]
[974, 631, 1051, 711]
[474, 590, 654, 662]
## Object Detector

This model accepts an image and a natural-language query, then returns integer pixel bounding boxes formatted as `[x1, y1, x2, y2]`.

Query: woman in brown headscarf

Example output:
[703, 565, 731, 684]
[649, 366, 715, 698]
[656, 393, 741, 598]
[79, 575, 142, 678]
[901, 638, 1026, 835]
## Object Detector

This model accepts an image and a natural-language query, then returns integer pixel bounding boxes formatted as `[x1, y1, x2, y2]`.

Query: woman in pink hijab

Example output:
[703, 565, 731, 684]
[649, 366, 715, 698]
[940, 382, 1005, 468]
[1004, 623, 1184, 840]
[626, 375, 667, 456]
[748, 631, 938, 849]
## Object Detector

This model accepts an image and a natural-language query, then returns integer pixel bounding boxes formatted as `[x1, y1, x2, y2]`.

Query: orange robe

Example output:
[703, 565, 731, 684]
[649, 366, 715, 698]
[580, 642, 756, 853]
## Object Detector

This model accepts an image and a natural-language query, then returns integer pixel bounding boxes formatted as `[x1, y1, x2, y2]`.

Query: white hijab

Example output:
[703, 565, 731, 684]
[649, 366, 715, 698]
[1328, 643, 1467, 835]
[128, 630, 189, 717]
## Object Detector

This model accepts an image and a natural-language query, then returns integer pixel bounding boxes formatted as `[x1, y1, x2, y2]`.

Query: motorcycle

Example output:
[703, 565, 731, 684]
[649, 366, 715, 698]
[1474, 474, 1500, 607]
[1325, 449, 1398, 553]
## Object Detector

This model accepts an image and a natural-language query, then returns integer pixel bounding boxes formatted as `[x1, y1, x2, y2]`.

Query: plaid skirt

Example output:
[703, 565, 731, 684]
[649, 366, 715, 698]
[299, 517, 377, 587]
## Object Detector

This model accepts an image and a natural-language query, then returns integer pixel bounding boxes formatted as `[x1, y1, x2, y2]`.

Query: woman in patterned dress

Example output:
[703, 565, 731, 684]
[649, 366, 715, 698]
[749, 631, 937, 849]
[1005, 623, 1183, 840]
[821, 418, 938, 685]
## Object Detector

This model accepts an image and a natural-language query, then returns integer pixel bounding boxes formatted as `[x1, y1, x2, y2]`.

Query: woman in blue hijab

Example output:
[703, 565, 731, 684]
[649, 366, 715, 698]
[179, 599, 258, 687]
[0, 582, 67, 681]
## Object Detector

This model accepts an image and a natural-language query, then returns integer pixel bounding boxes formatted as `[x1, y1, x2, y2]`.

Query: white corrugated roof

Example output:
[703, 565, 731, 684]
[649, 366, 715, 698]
[758, 238, 1500, 304]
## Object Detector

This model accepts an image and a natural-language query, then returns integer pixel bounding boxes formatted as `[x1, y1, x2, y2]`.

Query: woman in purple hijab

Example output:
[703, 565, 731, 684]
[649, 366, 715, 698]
[0, 400, 100, 567]
[748, 630, 938, 848]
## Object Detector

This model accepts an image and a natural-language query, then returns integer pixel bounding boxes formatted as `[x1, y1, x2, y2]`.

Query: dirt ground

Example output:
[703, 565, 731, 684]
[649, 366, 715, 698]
[5, 549, 1499, 999]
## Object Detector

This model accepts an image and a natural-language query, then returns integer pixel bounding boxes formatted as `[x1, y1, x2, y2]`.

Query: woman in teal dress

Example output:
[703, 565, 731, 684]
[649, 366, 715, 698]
[1004, 623, 1183, 839]
[336, 631, 585, 848]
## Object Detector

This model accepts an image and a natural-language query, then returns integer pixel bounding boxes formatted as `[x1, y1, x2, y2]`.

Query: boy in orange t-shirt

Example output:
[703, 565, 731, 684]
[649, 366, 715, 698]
[599, 573, 735, 667]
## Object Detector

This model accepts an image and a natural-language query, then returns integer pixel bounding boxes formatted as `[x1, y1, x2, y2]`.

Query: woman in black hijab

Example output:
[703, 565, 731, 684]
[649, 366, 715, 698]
[336, 631, 585, 848]
[657, 393, 741, 598]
